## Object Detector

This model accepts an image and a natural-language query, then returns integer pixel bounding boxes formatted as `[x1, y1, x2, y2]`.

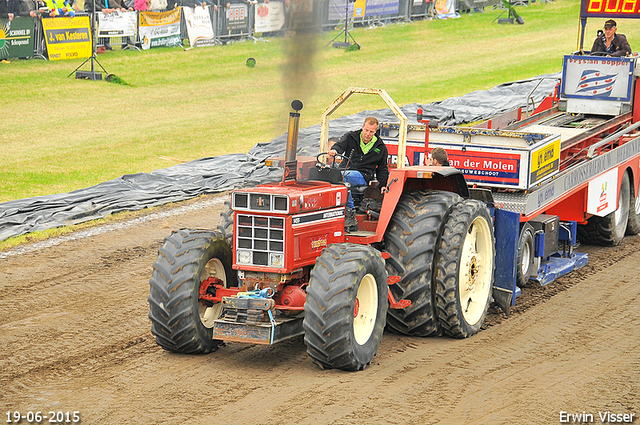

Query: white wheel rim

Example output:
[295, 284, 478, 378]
[458, 216, 494, 326]
[520, 234, 531, 278]
[635, 195, 640, 216]
[353, 273, 378, 346]
[199, 258, 227, 328]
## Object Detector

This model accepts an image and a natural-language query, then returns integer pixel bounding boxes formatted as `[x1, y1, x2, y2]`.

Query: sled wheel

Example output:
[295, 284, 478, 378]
[436, 200, 495, 339]
[626, 173, 640, 235]
[516, 224, 535, 287]
[384, 190, 461, 336]
[148, 229, 237, 354]
[303, 244, 388, 371]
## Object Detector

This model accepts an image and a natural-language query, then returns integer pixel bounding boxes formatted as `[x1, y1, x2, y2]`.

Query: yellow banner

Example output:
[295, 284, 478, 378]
[139, 8, 182, 27]
[42, 16, 92, 61]
[530, 138, 560, 184]
[353, 0, 366, 17]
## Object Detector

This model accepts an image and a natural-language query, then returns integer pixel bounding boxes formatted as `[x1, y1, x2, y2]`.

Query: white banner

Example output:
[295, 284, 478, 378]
[587, 168, 618, 217]
[254, 2, 285, 33]
[138, 8, 182, 50]
[183, 6, 216, 47]
[97, 11, 137, 38]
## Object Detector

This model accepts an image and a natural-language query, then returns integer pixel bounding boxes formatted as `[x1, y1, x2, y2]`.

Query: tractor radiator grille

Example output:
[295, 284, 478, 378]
[236, 214, 285, 268]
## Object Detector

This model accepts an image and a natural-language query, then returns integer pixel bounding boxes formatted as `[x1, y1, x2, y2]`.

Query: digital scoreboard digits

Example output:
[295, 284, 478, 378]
[581, 0, 640, 18]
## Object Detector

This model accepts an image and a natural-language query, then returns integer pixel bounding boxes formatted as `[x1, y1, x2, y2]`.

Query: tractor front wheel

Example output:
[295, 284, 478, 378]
[148, 229, 236, 354]
[303, 244, 388, 371]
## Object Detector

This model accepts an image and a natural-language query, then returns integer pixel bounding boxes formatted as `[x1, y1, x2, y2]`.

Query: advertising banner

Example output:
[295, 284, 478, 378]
[42, 16, 92, 61]
[226, 3, 248, 30]
[561, 56, 634, 101]
[183, 6, 216, 47]
[139, 8, 182, 49]
[587, 168, 618, 216]
[254, 1, 285, 33]
[0, 17, 35, 60]
[97, 10, 137, 38]
[329, 0, 397, 20]
[328, 0, 354, 20]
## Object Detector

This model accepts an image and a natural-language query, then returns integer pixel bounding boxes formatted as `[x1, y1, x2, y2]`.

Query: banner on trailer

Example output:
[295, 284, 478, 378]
[562, 56, 634, 102]
[254, 1, 285, 33]
[139, 8, 182, 50]
[0, 17, 35, 60]
[587, 168, 618, 217]
[184, 6, 216, 47]
[226, 3, 248, 31]
[97, 11, 137, 38]
[42, 16, 92, 61]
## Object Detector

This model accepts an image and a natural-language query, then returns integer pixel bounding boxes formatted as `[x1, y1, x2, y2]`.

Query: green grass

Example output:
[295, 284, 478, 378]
[2, 0, 639, 203]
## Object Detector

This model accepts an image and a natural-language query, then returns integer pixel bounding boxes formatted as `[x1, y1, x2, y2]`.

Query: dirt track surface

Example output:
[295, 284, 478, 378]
[1, 193, 639, 425]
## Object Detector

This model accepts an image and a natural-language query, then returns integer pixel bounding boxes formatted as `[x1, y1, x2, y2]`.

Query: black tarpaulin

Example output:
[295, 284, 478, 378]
[0, 73, 560, 242]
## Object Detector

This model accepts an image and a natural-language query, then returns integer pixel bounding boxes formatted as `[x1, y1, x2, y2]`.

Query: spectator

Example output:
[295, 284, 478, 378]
[85, 0, 127, 50]
[44, 0, 75, 16]
[0, 0, 20, 20]
[148, 0, 166, 11]
[19, 0, 44, 17]
[133, 0, 149, 10]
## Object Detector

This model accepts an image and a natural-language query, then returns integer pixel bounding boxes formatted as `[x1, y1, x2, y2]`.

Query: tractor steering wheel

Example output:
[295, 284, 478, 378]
[316, 152, 348, 170]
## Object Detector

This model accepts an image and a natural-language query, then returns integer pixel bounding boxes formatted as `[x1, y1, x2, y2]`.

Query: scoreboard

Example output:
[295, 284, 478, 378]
[581, 0, 640, 19]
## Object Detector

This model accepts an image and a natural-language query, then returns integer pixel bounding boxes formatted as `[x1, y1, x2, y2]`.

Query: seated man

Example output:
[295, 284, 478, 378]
[428, 147, 450, 166]
[591, 19, 631, 57]
[328, 116, 389, 232]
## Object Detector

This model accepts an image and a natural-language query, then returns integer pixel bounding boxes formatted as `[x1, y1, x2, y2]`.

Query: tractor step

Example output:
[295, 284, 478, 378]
[212, 314, 304, 345]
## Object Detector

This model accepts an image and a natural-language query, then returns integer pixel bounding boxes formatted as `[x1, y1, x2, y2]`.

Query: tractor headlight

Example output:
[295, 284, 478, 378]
[237, 249, 252, 264]
[269, 253, 284, 267]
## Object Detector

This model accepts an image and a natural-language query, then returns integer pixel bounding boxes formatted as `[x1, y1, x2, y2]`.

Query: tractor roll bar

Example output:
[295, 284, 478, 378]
[319, 87, 409, 170]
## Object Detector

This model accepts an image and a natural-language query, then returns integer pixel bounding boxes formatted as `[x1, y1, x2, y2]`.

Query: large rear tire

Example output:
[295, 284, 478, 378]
[148, 229, 237, 354]
[303, 244, 388, 371]
[578, 172, 630, 246]
[384, 190, 461, 336]
[435, 200, 495, 339]
[217, 198, 234, 244]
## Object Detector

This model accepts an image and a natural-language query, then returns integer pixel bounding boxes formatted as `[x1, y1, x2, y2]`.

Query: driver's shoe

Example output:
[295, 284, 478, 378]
[345, 207, 358, 233]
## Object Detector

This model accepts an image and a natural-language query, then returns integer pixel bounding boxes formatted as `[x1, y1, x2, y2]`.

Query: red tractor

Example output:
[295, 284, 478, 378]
[148, 88, 496, 370]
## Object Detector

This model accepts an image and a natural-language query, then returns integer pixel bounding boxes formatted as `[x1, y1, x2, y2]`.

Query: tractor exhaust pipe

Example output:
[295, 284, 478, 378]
[283, 100, 303, 182]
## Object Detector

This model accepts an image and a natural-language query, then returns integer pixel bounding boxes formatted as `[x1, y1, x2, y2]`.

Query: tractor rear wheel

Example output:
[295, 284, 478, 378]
[303, 243, 388, 371]
[579, 172, 630, 246]
[435, 200, 495, 339]
[626, 174, 640, 235]
[384, 190, 461, 336]
[217, 198, 234, 244]
[148, 229, 237, 354]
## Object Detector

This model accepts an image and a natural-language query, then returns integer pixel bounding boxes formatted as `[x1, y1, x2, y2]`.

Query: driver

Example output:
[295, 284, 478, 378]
[591, 19, 631, 57]
[328, 116, 389, 232]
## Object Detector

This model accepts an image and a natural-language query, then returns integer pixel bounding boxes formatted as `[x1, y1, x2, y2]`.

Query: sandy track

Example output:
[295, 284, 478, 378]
[1, 193, 638, 425]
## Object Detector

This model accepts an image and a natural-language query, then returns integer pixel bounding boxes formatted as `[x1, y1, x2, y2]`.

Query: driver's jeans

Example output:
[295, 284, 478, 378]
[343, 170, 367, 209]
